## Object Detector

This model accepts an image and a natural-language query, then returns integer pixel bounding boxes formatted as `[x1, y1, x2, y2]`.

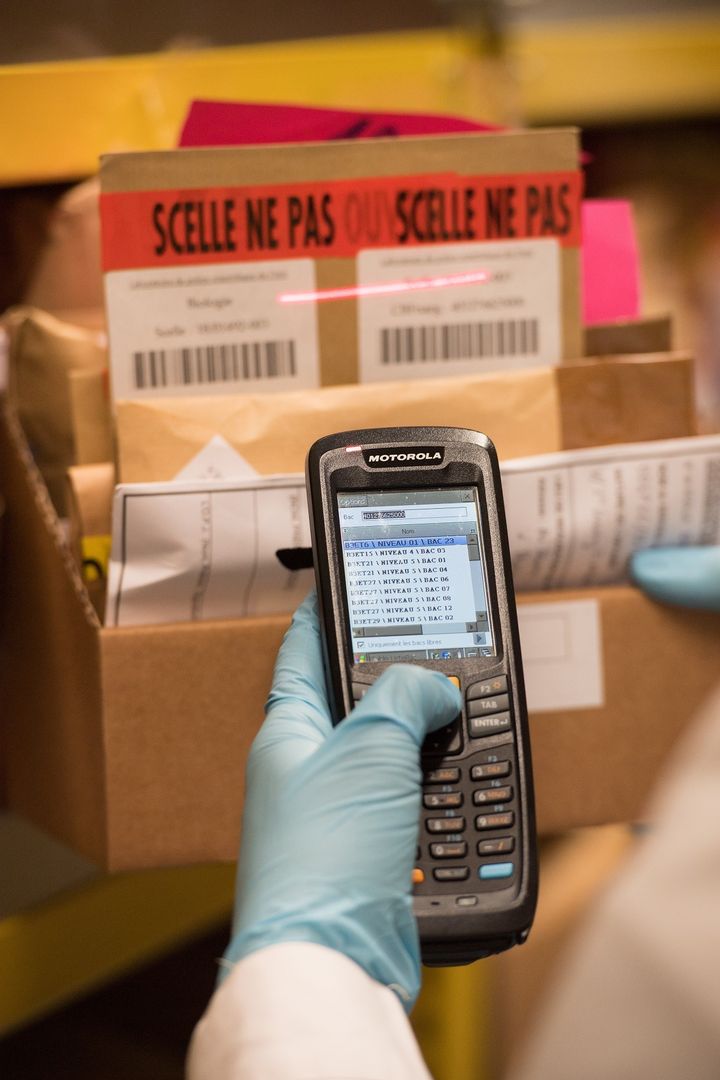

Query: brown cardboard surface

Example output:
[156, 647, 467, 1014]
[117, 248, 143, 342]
[115, 352, 695, 482]
[101, 128, 582, 380]
[0, 404, 107, 859]
[101, 131, 580, 195]
[69, 368, 114, 466]
[557, 351, 696, 449]
[584, 314, 672, 357]
[99, 618, 286, 867]
[66, 463, 115, 570]
[3, 396, 720, 870]
[529, 585, 720, 833]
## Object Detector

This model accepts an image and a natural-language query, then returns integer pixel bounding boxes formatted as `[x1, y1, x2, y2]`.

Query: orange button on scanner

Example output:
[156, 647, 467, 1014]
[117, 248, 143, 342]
[412, 867, 425, 885]
[446, 676, 460, 689]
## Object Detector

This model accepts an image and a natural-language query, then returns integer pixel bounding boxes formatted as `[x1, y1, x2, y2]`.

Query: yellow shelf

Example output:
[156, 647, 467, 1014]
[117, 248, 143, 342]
[1, 15, 719, 186]
[0, 31, 499, 186]
[0, 864, 234, 1035]
[509, 13, 720, 125]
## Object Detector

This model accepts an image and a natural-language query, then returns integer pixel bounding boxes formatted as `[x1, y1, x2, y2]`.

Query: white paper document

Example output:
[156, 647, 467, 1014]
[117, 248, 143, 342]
[502, 434, 720, 592]
[107, 434, 720, 631]
[107, 476, 312, 627]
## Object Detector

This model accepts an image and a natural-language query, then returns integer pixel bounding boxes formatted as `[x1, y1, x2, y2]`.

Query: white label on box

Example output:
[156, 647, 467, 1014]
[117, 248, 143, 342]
[356, 239, 560, 382]
[104, 258, 319, 400]
[107, 476, 312, 627]
[502, 434, 720, 592]
[519, 599, 604, 712]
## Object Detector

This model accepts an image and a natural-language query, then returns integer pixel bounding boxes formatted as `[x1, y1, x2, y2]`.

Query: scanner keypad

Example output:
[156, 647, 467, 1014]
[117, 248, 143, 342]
[414, 669, 521, 897]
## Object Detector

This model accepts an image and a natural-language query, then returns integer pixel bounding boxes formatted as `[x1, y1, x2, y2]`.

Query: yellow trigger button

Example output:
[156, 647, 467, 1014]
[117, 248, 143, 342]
[446, 676, 461, 689]
[412, 868, 425, 885]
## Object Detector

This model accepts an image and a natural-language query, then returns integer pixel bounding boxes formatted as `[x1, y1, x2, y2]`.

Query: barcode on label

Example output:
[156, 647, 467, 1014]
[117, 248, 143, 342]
[380, 319, 539, 365]
[131, 340, 297, 389]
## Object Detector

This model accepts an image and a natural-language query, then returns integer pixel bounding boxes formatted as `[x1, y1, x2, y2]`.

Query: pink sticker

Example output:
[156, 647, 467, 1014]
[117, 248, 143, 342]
[582, 199, 640, 325]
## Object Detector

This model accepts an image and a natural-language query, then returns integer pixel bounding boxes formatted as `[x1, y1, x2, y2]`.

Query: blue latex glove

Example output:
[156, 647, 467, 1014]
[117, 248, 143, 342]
[223, 592, 462, 1009]
[631, 547, 720, 612]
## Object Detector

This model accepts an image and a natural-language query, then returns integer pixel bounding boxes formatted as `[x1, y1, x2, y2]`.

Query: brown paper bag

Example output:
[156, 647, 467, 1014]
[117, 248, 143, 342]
[69, 368, 114, 466]
[3, 307, 107, 513]
[66, 463, 115, 543]
[117, 366, 561, 480]
[116, 352, 696, 482]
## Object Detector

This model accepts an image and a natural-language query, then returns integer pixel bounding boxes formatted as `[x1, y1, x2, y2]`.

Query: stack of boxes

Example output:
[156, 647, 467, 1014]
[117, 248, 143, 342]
[1, 121, 719, 1068]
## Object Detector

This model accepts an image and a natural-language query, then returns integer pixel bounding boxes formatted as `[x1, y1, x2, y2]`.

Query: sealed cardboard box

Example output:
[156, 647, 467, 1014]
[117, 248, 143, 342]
[100, 128, 582, 397]
[3, 400, 719, 870]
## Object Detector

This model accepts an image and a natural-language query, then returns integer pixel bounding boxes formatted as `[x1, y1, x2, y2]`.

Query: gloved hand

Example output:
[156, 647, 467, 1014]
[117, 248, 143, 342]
[631, 547, 720, 612]
[223, 591, 462, 1010]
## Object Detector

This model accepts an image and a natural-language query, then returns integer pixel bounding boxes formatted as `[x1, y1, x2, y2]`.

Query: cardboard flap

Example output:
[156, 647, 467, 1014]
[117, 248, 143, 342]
[0, 403, 107, 861]
[558, 352, 696, 449]
[584, 314, 673, 357]
[101, 128, 581, 191]
[100, 616, 287, 867]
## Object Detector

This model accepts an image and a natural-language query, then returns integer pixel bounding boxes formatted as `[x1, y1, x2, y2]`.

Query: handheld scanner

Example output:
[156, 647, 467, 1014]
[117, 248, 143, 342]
[305, 427, 537, 965]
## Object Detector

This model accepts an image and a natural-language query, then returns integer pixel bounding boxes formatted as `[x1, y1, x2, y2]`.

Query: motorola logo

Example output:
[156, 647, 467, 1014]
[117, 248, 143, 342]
[362, 447, 445, 468]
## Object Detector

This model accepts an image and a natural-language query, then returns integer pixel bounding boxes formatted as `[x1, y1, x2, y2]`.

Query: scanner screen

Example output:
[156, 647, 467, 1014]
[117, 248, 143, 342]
[337, 487, 495, 662]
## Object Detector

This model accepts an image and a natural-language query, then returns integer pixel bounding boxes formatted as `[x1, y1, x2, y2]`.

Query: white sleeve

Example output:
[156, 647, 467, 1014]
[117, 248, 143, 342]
[509, 685, 720, 1080]
[187, 941, 433, 1080]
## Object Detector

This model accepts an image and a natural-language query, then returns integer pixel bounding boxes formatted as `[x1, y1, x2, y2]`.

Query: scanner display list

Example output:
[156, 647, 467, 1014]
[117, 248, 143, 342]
[337, 488, 494, 661]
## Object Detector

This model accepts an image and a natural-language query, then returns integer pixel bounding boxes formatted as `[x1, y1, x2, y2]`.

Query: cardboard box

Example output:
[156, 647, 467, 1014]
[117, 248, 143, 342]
[115, 350, 696, 482]
[100, 128, 583, 393]
[584, 314, 672, 357]
[3, 399, 720, 869]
